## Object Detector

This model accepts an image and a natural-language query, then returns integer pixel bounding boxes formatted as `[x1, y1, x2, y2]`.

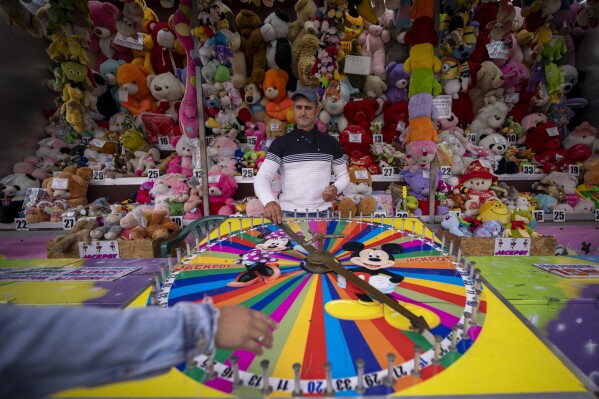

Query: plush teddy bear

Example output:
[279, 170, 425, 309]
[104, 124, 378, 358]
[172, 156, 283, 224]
[343, 98, 379, 133]
[208, 170, 238, 215]
[339, 125, 373, 159]
[182, 186, 203, 220]
[90, 207, 127, 240]
[437, 130, 477, 176]
[478, 133, 519, 174]
[540, 172, 579, 195]
[468, 101, 509, 142]
[385, 62, 410, 103]
[114, 0, 144, 38]
[147, 72, 184, 121]
[116, 63, 157, 115]
[241, 79, 268, 123]
[244, 121, 266, 151]
[381, 101, 408, 143]
[337, 166, 377, 218]
[88, 1, 132, 68]
[120, 128, 161, 176]
[357, 20, 390, 76]
[236, 10, 267, 85]
[319, 80, 350, 133]
[459, 160, 500, 215]
[166, 135, 198, 177]
[468, 61, 505, 114]
[525, 121, 570, 173]
[208, 130, 239, 165]
[126, 209, 180, 240]
[43, 168, 93, 207]
[288, 0, 317, 48]
[294, 33, 320, 88]
[262, 69, 295, 123]
[404, 168, 442, 200]
[563, 121, 599, 156]
[0, 174, 41, 223]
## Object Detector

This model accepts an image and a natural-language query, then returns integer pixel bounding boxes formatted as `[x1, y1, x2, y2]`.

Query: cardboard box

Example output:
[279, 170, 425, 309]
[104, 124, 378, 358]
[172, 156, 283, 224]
[47, 235, 179, 259]
[437, 230, 557, 256]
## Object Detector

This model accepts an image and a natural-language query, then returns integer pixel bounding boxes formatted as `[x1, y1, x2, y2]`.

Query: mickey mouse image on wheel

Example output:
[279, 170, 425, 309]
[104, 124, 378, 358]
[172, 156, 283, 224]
[227, 229, 297, 287]
[325, 241, 440, 330]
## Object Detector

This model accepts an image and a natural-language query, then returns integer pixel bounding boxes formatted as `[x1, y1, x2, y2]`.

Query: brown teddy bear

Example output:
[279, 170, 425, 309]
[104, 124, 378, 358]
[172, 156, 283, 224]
[583, 157, 599, 187]
[124, 209, 180, 240]
[43, 167, 93, 207]
[294, 33, 320, 87]
[50, 219, 98, 253]
[235, 10, 266, 85]
[467, 61, 505, 114]
[337, 166, 378, 218]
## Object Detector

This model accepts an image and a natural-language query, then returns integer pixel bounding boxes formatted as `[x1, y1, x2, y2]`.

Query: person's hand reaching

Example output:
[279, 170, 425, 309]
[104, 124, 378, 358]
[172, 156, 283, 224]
[216, 306, 278, 355]
[264, 201, 283, 224]
[322, 185, 338, 202]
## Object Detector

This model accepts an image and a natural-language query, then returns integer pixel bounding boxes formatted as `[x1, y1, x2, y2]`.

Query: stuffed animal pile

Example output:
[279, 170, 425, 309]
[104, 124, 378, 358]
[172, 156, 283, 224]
[1, 0, 598, 228]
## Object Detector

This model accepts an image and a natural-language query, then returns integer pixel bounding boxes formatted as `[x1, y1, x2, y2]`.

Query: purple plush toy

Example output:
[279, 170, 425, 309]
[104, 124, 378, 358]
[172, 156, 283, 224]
[404, 169, 442, 200]
[385, 62, 410, 103]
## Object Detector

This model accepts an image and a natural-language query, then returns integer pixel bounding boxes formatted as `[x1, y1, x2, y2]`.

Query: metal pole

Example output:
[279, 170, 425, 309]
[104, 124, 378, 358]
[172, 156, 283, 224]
[192, 0, 211, 216]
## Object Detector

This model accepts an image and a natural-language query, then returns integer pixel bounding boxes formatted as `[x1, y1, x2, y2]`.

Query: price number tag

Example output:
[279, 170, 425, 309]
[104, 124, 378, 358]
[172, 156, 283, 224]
[207, 136, 215, 145]
[595, 209, 599, 222]
[147, 169, 160, 180]
[506, 134, 517, 144]
[193, 169, 202, 178]
[522, 165, 535, 175]
[82, 137, 91, 146]
[247, 136, 257, 146]
[532, 210, 544, 223]
[395, 211, 409, 218]
[157, 136, 171, 150]
[62, 217, 75, 230]
[242, 168, 254, 179]
[92, 170, 105, 181]
[382, 167, 394, 177]
[15, 218, 29, 231]
[467, 133, 476, 143]
[372, 134, 383, 144]
[373, 211, 387, 218]
[568, 164, 580, 176]
[553, 209, 566, 223]
[441, 166, 452, 177]
[486, 41, 509, 59]
[170, 216, 183, 227]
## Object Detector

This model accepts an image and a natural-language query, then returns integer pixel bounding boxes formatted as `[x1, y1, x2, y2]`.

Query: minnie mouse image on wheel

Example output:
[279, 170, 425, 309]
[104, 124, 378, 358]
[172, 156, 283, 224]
[325, 241, 440, 330]
[227, 229, 296, 287]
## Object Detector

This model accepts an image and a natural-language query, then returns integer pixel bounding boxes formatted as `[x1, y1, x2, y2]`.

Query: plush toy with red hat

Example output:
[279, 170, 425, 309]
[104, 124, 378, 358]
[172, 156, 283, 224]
[459, 160, 500, 216]
[525, 121, 570, 173]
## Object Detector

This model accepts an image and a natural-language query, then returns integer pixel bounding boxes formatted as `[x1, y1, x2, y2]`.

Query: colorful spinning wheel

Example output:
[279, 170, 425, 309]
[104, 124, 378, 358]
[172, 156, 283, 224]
[156, 218, 485, 396]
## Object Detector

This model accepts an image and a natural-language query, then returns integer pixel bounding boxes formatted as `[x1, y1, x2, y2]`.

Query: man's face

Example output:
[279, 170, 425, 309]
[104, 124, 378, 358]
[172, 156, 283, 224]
[294, 97, 320, 131]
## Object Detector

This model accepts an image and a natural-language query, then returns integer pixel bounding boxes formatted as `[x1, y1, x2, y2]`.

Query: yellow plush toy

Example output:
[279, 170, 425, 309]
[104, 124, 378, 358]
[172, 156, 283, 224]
[477, 200, 512, 224]
[406, 117, 438, 143]
[403, 43, 442, 73]
[131, 32, 155, 74]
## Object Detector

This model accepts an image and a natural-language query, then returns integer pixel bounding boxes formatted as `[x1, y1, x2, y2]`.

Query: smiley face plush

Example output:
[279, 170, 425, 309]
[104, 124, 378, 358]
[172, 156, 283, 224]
[477, 200, 511, 224]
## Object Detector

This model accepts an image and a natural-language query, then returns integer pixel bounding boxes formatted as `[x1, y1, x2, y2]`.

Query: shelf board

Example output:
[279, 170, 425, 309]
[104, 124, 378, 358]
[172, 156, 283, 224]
[496, 173, 547, 181]
[89, 177, 148, 186]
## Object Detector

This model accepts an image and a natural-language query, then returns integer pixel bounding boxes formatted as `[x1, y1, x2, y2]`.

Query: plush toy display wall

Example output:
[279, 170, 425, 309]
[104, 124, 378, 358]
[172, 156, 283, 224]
[1, 0, 598, 243]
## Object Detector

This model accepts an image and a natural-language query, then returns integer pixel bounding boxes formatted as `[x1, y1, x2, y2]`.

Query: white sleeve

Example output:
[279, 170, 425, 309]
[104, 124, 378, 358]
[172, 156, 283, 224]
[254, 158, 280, 206]
[332, 162, 350, 194]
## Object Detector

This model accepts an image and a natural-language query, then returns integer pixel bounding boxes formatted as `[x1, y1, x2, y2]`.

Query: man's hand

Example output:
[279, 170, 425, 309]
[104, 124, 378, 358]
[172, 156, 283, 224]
[322, 185, 338, 202]
[264, 201, 282, 224]
[216, 306, 278, 355]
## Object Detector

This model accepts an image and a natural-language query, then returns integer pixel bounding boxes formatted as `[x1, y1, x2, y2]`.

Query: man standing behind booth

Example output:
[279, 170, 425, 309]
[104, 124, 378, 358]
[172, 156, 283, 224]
[254, 88, 350, 223]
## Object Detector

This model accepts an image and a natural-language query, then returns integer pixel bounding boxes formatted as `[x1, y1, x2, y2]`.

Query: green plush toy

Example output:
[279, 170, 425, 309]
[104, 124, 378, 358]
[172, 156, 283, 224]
[502, 209, 541, 238]
[121, 129, 149, 152]
[544, 63, 564, 104]
[408, 68, 442, 98]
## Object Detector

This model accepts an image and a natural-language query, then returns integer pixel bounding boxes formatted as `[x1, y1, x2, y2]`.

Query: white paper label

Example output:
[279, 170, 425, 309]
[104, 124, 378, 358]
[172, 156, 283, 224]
[193, 168, 202, 178]
[113, 32, 144, 50]
[506, 134, 517, 143]
[51, 178, 69, 190]
[395, 211, 409, 217]
[147, 169, 160, 180]
[92, 170, 105, 181]
[242, 168, 254, 179]
[344, 55, 372, 75]
[486, 41, 509, 59]
[568, 164, 579, 175]
[373, 211, 387, 218]
[422, 170, 430, 179]
[62, 217, 75, 230]
[373, 134, 383, 144]
[349, 133, 363, 143]
[546, 127, 559, 137]
[396, 121, 406, 131]
[354, 170, 369, 179]
[553, 209, 566, 222]
[169, 216, 183, 227]
[247, 136, 257, 146]
[89, 139, 106, 148]
[271, 122, 280, 131]
[441, 166, 452, 177]
[15, 218, 28, 231]
[533, 210, 544, 223]
[118, 90, 128, 102]
[157, 136, 171, 149]
[494, 238, 531, 256]
[467, 133, 476, 143]
[433, 95, 452, 119]
[522, 165, 535, 175]
[505, 93, 520, 103]
[382, 167, 394, 177]
[78, 240, 120, 259]
[208, 174, 221, 183]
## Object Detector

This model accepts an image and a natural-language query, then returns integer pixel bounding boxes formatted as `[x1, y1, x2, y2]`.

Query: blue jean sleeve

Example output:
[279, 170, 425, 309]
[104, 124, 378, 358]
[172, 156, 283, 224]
[0, 302, 218, 399]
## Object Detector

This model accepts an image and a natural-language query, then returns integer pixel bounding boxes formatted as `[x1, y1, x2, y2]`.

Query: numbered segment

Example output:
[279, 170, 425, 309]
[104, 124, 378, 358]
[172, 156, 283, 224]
[15, 218, 29, 231]
[62, 217, 75, 230]
[242, 168, 254, 179]
[372, 134, 383, 144]
[595, 209, 599, 222]
[532, 210, 544, 223]
[170, 216, 183, 227]
[568, 164, 579, 176]
[158, 136, 171, 149]
[247, 136, 257, 146]
[193, 169, 202, 178]
[395, 211, 409, 217]
[553, 209, 566, 223]
[382, 167, 394, 178]
[440, 166, 452, 177]
[81, 137, 91, 146]
[147, 169, 160, 180]
[466, 133, 476, 143]
[373, 211, 387, 217]
[92, 170, 105, 181]
[505, 134, 516, 144]
[522, 165, 535, 175]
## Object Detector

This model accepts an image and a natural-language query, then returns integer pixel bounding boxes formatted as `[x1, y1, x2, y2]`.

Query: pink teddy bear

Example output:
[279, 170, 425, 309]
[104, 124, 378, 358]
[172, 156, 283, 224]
[358, 21, 390, 76]
[166, 135, 197, 177]
[208, 171, 238, 215]
[245, 121, 266, 151]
